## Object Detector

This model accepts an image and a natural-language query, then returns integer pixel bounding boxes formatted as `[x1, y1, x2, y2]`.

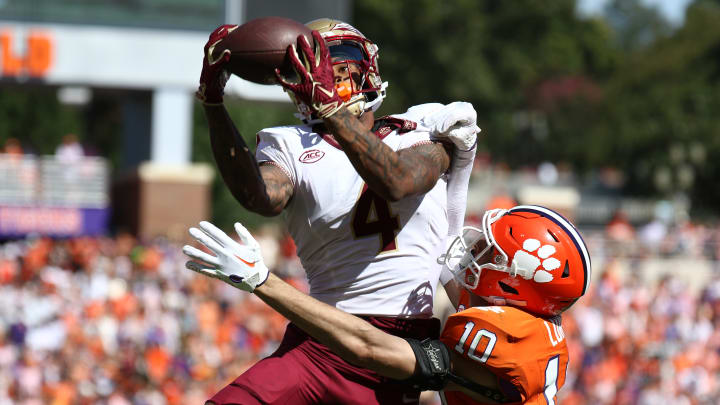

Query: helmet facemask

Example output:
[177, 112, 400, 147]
[328, 43, 372, 117]
[441, 209, 537, 292]
[442, 226, 495, 291]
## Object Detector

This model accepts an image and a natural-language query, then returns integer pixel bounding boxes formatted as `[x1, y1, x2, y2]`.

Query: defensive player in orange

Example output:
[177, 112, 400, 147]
[184, 205, 591, 404]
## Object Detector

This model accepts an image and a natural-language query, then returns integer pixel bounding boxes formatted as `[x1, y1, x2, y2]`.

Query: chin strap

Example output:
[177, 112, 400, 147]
[364, 81, 388, 113]
[295, 81, 388, 125]
[505, 256, 534, 280]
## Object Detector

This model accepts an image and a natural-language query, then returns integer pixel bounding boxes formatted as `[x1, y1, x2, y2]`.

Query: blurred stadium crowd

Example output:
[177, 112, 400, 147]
[0, 229, 303, 405]
[563, 224, 720, 405]
[0, 214, 719, 405]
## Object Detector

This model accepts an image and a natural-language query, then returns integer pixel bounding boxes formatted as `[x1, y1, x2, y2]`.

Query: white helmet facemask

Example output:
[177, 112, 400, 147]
[440, 208, 536, 291]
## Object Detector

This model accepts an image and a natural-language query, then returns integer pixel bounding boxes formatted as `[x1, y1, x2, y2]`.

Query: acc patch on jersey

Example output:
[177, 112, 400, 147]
[299, 149, 325, 163]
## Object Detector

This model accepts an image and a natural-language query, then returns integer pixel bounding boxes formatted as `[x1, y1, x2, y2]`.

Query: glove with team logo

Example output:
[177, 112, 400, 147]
[423, 102, 481, 151]
[196, 25, 237, 105]
[275, 30, 345, 119]
[183, 221, 269, 292]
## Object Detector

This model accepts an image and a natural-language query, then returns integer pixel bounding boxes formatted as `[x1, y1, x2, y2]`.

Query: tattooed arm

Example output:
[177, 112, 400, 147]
[204, 105, 293, 216]
[324, 109, 451, 202]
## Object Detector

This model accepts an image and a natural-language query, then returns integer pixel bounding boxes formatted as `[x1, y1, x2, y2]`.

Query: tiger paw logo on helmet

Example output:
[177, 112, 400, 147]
[512, 238, 562, 283]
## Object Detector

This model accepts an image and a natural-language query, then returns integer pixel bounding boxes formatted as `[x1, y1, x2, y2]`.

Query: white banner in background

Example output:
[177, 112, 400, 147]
[0, 22, 287, 101]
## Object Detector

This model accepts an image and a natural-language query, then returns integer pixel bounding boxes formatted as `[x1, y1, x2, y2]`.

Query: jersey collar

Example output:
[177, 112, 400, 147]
[314, 117, 418, 150]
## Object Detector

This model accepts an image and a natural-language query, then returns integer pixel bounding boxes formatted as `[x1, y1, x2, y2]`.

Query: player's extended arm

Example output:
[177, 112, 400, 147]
[256, 273, 418, 379]
[183, 221, 417, 379]
[196, 26, 292, 216]
[257, 275, 503, 402]
[203, 105, 292, 216]
[325, 110, 451, 202]
[258, 275, 505, 403]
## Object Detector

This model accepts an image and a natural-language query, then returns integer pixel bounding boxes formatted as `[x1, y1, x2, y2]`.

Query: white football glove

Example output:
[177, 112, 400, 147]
[423, 101, 481, 151]
[183, 221, 269, 292]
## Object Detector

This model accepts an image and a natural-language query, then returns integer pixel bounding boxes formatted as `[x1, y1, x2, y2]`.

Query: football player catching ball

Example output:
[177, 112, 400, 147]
[195, 18, 480, 405]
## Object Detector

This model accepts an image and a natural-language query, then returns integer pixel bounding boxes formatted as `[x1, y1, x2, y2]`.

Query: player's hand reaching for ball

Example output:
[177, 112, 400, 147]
[183, 221, 269, 292]
[196, 24, 238, 105]
[275, 30, 346, 119]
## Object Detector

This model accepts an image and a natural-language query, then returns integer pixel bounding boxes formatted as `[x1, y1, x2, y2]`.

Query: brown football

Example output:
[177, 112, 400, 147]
[212, 17, 312, 85]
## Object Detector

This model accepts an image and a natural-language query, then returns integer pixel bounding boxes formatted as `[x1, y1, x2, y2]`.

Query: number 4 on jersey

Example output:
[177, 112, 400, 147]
[351, 184, 400, 253]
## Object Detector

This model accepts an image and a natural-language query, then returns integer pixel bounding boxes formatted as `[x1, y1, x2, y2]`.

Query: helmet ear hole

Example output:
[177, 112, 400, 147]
[498, 281, 519, 295]
[561, 261, 570, 278]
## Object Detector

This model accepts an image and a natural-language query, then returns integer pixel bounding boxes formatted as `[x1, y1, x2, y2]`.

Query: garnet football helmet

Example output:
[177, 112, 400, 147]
[442, 205, 591, 317]
[291, 18, 387, 124]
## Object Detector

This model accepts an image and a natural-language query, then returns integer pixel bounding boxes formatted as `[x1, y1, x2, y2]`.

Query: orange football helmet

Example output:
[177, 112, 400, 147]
[442, 205, 591, 317]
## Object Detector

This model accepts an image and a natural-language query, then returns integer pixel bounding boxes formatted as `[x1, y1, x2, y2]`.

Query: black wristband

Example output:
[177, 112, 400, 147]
[404, 338, 451, 391]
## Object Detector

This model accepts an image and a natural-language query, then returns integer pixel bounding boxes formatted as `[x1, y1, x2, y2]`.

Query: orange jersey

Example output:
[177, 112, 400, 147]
[439, 305, 568, 405]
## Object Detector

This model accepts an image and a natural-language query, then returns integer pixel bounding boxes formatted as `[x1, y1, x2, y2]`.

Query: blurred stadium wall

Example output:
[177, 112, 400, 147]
[0, 0, 350, 239]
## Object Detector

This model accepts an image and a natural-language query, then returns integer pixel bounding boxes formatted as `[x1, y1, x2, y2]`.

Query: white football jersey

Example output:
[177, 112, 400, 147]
[256, 107, 448, 317]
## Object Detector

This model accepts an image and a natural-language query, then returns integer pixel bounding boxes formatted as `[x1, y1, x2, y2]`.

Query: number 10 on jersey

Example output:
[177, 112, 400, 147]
[351, 185, 400, 254]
